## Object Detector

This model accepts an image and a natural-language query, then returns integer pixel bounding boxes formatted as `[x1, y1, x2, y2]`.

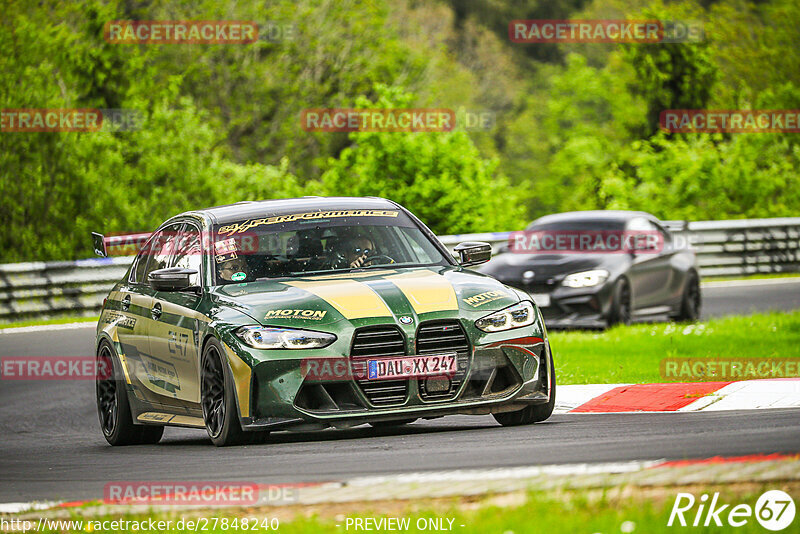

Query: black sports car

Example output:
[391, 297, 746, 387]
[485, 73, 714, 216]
[478, 210, 701, 328]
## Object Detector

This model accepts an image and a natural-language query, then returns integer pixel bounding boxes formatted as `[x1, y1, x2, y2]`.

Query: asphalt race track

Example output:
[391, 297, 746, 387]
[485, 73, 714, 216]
[1, 280, 799, 504]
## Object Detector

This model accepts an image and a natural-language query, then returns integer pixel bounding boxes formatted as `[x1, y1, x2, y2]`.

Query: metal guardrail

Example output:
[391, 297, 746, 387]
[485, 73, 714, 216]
[439, 217, 800, 278]
[1, 217, 798, 322]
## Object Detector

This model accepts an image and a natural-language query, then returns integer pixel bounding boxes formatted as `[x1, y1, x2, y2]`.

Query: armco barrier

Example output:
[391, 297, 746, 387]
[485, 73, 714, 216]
[0, 257, 133, 321]
[0, 217, 798, 322]
[439, 217, 800, 278]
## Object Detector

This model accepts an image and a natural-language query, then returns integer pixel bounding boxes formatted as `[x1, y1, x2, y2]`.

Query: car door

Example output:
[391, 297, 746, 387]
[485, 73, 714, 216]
[147, 221, 206, 405]
[112, 240, 156, 386]
[648, 221, 678, 307]
[626, 217, 671, 310]
[128, 222, 185, 402]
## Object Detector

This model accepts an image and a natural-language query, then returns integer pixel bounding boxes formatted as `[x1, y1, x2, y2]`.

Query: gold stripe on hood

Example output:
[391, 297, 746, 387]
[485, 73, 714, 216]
[386, 270, 458, 314]
[284, 280, 392, 319]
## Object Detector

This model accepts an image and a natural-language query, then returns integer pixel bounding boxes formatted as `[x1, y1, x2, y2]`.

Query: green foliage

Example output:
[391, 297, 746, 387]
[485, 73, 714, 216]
[2, 0, 799, 262]
[0, 1, 300, 262]
[320, 86, 525, 234]
[622, 3, 718, 136]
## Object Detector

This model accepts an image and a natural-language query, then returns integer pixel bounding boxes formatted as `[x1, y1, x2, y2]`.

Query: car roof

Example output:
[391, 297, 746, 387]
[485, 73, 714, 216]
[529, 210, 658, 226]
[184, 196, 401, 225]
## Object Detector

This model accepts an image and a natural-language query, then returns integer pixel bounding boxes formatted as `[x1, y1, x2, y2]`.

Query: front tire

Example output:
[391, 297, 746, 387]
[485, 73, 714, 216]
[201, 338, 267, 447]
[493, 343, 556, 426]
[606, 277, 632, 327]
[96, 341, 163, 446]
[674, 272, 701, 321]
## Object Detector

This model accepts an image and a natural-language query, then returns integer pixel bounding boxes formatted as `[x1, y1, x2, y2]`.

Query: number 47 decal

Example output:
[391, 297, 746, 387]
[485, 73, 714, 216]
[168, 331, 189, 357]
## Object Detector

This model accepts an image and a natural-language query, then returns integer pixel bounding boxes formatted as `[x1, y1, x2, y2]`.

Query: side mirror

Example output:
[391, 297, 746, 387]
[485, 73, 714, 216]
[92, 232, 107, 257]
[454, 241, 492, 267]
[148, 268, 198, 292]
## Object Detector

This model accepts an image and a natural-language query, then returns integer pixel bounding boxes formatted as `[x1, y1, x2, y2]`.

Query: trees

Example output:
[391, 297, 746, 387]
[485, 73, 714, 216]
[321, 86, 525, 234]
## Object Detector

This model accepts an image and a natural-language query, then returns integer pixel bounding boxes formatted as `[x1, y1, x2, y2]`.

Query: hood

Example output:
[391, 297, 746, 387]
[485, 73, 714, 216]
[478, 252, 626, 283]
[210, 266, 521, 328]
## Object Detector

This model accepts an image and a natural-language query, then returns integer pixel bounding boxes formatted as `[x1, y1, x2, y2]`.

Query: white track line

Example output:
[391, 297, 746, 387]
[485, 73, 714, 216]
[0, 322, 96, 335]
[702, 277, 800, 288]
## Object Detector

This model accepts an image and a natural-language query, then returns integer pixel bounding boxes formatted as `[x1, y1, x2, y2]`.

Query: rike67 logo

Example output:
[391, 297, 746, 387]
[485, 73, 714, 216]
[668, 490, 795, 530]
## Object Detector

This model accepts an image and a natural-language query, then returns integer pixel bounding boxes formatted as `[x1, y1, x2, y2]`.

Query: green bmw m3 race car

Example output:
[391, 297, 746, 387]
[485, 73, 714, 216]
[94, 197, 555, 446]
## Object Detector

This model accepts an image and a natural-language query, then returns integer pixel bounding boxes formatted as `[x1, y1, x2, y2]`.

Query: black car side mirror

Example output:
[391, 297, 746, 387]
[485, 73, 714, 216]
[148, 268, 198, 292]
[454, 242, 492, 267]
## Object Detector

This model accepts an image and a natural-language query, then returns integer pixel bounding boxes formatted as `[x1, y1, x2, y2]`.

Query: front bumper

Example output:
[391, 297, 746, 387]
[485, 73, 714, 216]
[237, 331, 552, 431]
[505, 280, 614, 329]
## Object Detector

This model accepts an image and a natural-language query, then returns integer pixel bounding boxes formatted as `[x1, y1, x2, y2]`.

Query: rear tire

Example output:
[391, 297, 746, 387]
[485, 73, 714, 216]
[96, 341, 164, 446]
[674, 272, 701, 321]
[606, 277, 632, 327]
[493, 343, 556, 426]
[201, 338, 267, 446]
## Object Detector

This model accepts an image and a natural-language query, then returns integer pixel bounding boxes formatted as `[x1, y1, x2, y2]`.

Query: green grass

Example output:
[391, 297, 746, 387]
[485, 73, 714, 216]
[0, 315, 98, 329]
[551, 311, 800, 384]
[30, 485, 794, 534]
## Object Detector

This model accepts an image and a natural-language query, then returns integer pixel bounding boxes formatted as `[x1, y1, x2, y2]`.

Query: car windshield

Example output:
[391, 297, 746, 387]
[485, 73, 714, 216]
[211, 209, 450, 284]
[527, 219, 626, 231]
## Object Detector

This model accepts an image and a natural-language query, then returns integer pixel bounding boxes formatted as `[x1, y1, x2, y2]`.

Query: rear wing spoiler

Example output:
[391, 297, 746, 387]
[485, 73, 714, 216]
[92, 232, 107, 257]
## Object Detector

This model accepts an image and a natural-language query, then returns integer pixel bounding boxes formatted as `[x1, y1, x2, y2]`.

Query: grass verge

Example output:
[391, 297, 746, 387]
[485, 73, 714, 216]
[21, 483, 798, 533]
[551, 311, 800, 384]
[703, 272, 800, 282]
[0, 315, 98, 329]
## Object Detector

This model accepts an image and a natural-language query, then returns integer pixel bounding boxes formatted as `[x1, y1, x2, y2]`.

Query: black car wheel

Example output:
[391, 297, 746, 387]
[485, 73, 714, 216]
[493, 343, 556, 426]
[96, 341, 163, 446]
[606, 277, 632, 327]
[201, 338, 267, 447]
[675, 272, 701, 321]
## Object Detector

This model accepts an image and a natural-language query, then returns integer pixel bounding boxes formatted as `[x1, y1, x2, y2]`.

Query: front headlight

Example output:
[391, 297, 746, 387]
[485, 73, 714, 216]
[562, 269, 609, 288]
[234, 326, 336, 349]
[475, 301, 536, 333]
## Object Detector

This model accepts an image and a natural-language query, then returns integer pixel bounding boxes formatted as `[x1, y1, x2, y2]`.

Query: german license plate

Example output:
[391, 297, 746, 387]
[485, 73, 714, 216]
[367, 353, 457, 380]
[531, 293, 551, 307]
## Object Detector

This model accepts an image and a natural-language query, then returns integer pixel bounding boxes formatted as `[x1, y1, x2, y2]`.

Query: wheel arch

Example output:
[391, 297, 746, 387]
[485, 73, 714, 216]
[199, 332, 252, 422]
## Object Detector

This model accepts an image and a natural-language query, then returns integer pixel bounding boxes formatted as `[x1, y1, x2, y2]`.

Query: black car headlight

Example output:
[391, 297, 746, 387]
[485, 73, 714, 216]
[235, 326, 336, 349]
[475, 301, 536, 333]
[562, 269, 609, 288]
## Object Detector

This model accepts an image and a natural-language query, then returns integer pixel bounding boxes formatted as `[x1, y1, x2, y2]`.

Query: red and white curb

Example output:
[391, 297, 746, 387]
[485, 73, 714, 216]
[556, 378, 800, 413]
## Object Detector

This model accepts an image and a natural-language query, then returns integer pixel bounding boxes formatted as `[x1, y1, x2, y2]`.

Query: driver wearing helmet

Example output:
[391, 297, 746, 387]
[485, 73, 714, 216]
[342, 235, 375, 268]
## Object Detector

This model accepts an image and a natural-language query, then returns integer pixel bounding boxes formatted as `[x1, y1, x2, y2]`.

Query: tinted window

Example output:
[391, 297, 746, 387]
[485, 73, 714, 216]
[171, 223, 203, 286]
[527, 219, 626, 231]
[139, 223, 183, 284]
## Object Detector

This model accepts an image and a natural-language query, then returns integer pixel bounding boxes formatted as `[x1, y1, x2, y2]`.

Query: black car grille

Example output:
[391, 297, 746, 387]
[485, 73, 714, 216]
[415, 320, 470, 401]
[350, 326, 408, 406]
